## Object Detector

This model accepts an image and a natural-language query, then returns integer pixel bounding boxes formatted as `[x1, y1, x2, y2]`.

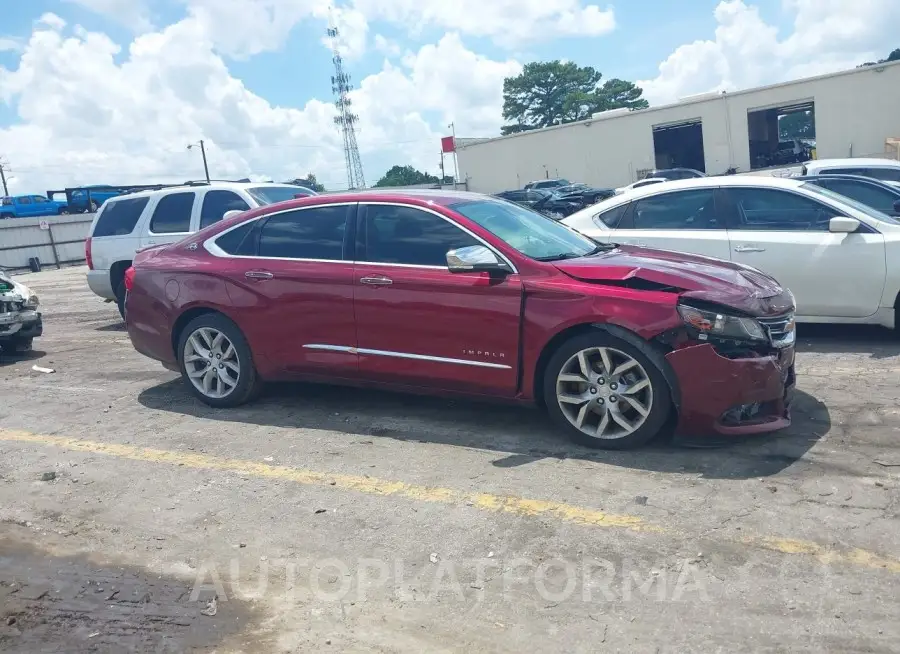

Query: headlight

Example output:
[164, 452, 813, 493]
[677, 304, 767, 342]
[24, 293, 39, 309]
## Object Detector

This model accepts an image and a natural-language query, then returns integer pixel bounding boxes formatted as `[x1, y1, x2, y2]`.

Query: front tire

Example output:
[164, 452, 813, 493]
[177, 313, 262, 407]
[542, 331, 672, 450]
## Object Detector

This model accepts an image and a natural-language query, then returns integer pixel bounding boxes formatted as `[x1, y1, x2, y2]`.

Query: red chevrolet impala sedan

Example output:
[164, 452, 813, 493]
[124, 189, 796, 449]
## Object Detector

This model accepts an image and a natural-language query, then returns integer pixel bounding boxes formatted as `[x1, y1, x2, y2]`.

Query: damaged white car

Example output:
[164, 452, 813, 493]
[0, 271, 42, 354]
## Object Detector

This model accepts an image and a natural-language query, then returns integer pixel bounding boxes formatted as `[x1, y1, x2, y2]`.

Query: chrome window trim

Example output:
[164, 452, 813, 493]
[204, 200, 520, 273]
[203, 202, 358, 261]
[357, 201, 519, 274]
[303, 344, 512, 370]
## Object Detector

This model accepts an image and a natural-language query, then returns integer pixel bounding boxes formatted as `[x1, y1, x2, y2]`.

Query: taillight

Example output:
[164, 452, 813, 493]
[124, 266, 136, 292]
[85, 237, 93, 270]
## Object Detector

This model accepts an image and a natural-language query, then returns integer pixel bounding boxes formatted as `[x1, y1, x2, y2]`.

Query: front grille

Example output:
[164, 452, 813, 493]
[0, 300, 23, 314]
[759, 313, 796, 349]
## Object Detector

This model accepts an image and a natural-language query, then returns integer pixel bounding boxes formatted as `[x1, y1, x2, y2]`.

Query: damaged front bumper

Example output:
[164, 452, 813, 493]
[0, 278, 43, 347]
[666, 343, 795, 437]
[0, 307, 43, 343]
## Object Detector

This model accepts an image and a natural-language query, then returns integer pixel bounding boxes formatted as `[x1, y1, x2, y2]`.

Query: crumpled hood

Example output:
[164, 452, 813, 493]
[0, 271, 31, 302]
[553, 245, 795, 316]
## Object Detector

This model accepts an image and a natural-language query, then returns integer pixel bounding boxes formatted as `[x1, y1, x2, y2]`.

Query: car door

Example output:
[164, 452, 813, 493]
[812, 178, 900, 216]
[722, 186, 886, 318]
[16, 196, 34, 217]
[352, 202, 522, 396]
[216, 203, 358, 375]
[607, 188, 732, 260]
[31, 195, 52, 216]
[140, 191, 197, 249]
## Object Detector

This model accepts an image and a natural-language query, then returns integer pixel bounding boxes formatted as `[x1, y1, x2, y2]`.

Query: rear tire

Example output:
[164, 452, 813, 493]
[115, 279, 126, 320]
[542, 331, 672, 450]
[176, 313, 262, 408]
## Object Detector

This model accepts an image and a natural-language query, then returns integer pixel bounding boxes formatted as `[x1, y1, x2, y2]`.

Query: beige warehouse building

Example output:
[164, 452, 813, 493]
[457, 61, 900, 193]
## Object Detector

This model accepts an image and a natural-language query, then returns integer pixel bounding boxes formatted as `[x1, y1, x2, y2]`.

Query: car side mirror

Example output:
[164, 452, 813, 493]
[222, 210, 244, 222]
[446, 245, 510, 273]
[829, 216, 861, 233]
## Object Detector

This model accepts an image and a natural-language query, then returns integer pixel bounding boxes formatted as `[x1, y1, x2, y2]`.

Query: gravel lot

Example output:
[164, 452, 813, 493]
[1, 265, 899, 652]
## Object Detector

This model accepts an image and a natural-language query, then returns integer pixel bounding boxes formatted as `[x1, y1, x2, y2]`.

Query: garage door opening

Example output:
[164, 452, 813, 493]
[652, 120, 706, 174]
[748, 101, 816, 170]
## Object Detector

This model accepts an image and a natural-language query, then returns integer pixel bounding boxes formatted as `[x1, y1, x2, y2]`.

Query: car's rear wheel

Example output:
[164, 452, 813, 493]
[543, 332, 672, 450]
[115, 279, 126, 320]
[177, 313, 262, 407]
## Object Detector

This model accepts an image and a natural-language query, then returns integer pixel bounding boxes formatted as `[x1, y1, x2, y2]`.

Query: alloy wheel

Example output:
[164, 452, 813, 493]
[183, 327, 241, 399]
[555, 346, 654, 440]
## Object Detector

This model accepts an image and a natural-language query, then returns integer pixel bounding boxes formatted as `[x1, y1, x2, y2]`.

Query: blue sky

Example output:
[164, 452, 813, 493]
[0, 0, 787, 116]
[0, 0, 895, 192]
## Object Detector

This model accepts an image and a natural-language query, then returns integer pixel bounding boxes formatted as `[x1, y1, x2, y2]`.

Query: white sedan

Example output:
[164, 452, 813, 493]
[561, 176, 900, 329]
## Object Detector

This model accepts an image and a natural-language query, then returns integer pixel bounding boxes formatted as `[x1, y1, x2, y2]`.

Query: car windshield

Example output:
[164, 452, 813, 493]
[247, 185, 315, 205]
[451, 199, 599, 261]
[800, 182, 900, 225]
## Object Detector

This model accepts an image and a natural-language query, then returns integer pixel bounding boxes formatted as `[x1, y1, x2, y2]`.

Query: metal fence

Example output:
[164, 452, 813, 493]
[0, 214, 94, 272]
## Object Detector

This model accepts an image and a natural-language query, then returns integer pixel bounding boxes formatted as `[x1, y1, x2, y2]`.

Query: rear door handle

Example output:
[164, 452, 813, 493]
[245, 270, 274, 279]
[734, 245, 766, 253]
[360, 276, 392, 286]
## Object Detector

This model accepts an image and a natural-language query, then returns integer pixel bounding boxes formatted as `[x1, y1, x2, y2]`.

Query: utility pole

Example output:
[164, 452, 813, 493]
[0, 161, 8, 196]
[447, 122, 459, 184]
[187, 140, 211, 183]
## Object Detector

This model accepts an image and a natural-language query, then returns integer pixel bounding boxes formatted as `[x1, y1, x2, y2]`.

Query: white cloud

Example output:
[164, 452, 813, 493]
[638, 0, 900, 105]
[63, 0, 155, 32]
[162, 0, 614, 61]
[0, 38, 23, 52]
[373, 34, 401, 57]
[0, 13, 517, 193]
[351, 0, 615, 45]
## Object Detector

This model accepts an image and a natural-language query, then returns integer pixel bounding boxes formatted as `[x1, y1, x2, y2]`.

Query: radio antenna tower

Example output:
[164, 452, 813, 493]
[327, 21, 365, 189]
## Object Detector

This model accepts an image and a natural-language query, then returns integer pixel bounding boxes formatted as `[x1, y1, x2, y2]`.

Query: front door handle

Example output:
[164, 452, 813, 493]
[245, 270, 274, 279]
[360, 276, 392, 286]
[734, 245, 766, 253]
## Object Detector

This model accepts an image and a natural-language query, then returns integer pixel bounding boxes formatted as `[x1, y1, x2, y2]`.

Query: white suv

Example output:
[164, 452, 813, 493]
[801, 158, 900, 185]
[86, 181, 316, 317]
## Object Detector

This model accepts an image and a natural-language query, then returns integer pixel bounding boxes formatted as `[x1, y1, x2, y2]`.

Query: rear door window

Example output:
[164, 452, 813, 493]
[92, 197, 150, 237]
[594, 203, 629, 229]
[215, 221, 256, 255]
[150, 192, 195, 234]
[631, 190, 720, 229]
[200, 190, 251, 229]
[257, 205, 349, 260]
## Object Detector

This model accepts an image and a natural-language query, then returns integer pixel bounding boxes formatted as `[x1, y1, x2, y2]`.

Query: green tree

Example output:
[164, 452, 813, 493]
[500, 61, 649, 135]
[374, 165, 441, 187]
[778, 110, 815, 139]
[859, 47, 900, 67]
[288, 173, 325, 192]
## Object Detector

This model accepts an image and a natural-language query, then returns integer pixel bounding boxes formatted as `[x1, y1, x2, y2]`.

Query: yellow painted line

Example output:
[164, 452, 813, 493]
[2, 429, 899, 574]
[0, 430, 649, 532]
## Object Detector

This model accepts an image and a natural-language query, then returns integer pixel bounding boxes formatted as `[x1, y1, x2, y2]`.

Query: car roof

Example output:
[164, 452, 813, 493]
[104, 181, 307, 202]
[591, 175, 809, 207]
[805, 158, 900, 169]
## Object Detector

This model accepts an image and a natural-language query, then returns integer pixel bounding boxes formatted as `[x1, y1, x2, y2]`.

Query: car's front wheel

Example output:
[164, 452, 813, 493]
[543, 331, 672, 449]
[177, 313, 262, 407]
